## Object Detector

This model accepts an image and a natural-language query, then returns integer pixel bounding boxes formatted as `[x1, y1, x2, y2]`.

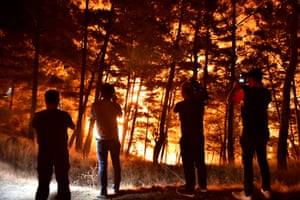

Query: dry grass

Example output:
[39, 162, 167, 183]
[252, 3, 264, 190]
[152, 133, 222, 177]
[0, 133, 300, 191]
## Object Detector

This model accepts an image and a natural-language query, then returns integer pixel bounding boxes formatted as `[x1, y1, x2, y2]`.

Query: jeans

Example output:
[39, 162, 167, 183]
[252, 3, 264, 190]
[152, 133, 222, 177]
[240, 133, 271, 196]
[180, 136, 207, 192]
[96, 139, 121, 193]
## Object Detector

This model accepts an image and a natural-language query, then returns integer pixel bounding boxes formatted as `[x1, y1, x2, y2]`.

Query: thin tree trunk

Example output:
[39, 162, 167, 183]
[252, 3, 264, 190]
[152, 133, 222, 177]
[83, 4, 114, 157]
[220, 108, 228, 164]
[123, 76, 136, 151]
[277, 0, 298, 170]
[144, 110, 150, 160]
[153, 0, 185, 164]
[203, 7, 211, 88]
[70, 0, 89, 151]
[192, 9, 201, 79]
[121, 74, 131, 152]
[288, 121, 299, 159]
[160, 142, 166, 163]
[227, 0, 236, 164]
[267, 59, 281, 121]
[126, 79, 142, 155]
[9, 85, 14, 110]
[292, 79, 300, 147]
[28, 4, 40, 140]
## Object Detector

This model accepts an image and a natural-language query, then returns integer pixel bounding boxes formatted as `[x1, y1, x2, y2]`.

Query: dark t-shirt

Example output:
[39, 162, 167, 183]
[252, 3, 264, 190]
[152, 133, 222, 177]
[174, 96, 207, 142]
[33, 109, 74, 156]
[241, 86, 271, 137]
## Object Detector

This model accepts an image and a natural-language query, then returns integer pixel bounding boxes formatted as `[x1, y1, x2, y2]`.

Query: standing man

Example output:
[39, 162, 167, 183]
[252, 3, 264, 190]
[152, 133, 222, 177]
[174, 78, 208, 198]
[91, 83, 122, 198]
[33, 90, 75, 200]
[228, 68, 272, 200]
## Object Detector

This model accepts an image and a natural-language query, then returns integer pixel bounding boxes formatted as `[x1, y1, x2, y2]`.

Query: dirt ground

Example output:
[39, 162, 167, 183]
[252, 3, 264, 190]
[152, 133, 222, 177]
[1, 161, 300, 200]
[1, 175, 300, 200]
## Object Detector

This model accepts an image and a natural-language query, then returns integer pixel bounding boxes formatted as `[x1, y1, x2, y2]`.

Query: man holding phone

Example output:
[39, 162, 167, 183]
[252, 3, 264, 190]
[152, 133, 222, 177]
[227, 68, 272, 200]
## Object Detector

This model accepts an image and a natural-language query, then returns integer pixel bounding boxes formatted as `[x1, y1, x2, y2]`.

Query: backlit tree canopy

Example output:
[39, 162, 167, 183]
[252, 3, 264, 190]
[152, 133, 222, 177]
[0, 0, 299, 168]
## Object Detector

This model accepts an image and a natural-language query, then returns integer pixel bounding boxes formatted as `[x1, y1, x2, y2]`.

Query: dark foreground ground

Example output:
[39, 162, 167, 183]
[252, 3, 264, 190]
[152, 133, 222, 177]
[1, 176, 300, 200]
[86, 186, 300, 200]
[1, 159, 299, 200]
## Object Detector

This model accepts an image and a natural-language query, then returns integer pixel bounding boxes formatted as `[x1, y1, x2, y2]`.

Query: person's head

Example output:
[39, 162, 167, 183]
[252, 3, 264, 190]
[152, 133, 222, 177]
[181, 81, 194, 99]
[247, 68, 263, 85]
[101, 83, 115, 99]
[45, 90, 59, 108]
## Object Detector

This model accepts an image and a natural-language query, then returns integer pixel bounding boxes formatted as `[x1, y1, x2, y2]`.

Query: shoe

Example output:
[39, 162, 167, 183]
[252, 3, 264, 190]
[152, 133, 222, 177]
[176, 187, 195, 198]
[112, 184, 120, 195]
[261, 189, 271, 199]
[114, 188, 120, 195]
[97, 189, 108, 199]
[96, 193, 107, 199]
[196, 187, 207, 193]
[232, 190, 252, 200]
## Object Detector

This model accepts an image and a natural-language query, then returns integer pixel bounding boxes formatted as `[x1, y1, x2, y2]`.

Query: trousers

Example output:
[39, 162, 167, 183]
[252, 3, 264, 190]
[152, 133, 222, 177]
[180, 136, 207, 192]
[35, 152, 70, 200]
[240, 132, 271, 196]
[96, 139, 121, 193]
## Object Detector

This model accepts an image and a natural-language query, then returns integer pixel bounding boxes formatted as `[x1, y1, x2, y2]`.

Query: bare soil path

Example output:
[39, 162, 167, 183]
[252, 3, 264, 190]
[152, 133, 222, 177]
[1, 161, 300, 200]
[1, 175, 300, 200]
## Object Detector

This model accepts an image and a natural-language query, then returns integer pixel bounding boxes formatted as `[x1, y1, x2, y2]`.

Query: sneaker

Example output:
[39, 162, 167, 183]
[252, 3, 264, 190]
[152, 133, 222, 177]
[261, 189, 271, 199]
[112, 184, 120, 195]
[176, 187, 195, 198]
[114, 188, 120, 195]
[195, 187, 207, 193]
[96, 193, 107, 199]
[97, 189, 107, 199]
[232, 191, 252, 200]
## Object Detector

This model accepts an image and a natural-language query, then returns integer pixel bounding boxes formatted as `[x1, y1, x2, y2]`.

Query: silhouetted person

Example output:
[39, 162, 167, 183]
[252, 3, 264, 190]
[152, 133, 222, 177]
[91, 83, 122, 198]
[33, 90, 75, 200]
[228, 69, 272, 200]
[174, 79, 208, 198]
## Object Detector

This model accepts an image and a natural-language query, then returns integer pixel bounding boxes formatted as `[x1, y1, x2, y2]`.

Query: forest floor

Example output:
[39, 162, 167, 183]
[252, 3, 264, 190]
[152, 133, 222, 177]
[1, 134, 300, 200]
[1, 161, 300, 200]
[1, 177, 300, 200]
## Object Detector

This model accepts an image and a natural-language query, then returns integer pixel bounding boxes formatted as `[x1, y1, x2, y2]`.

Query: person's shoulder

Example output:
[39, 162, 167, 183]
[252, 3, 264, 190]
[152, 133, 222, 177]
[175, 100, 185, 106]
[262, 87, 271, 97]
[113, 101, 122, 111]
[263, 86, 270, 92]
[174, 100, 185, 111]
[241, 85, 249, 90]
[113, 101, 121, 106]
[34, 109, 47, 116]
[255, 86, 270, 94]
[56, 109, 71, 116]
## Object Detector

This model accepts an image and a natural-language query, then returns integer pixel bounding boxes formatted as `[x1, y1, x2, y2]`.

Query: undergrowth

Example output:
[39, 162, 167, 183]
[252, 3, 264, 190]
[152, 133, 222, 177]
[0, 133, 300, 190]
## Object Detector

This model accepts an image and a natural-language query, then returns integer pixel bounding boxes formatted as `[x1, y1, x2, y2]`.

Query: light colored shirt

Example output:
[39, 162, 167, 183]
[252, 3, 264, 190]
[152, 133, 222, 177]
[92, 98, 122, 140]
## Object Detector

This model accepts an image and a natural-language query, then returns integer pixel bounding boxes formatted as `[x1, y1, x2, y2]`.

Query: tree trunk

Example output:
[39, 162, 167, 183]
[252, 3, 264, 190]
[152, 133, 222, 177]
[267, 59, 281, 121]
[126, 79, 142, 155]
[121, 74, 131, 152]
[153, 0, 185, 165]
[227, 0, 236, 164]
[144, 110, 150, 160]
[28, 4, 40, 140]
[122, 76, 136, 152]
[82, 4, 114, 157]
[192, 9, 201, 79]
[277, 0, 298, 170]
[70, 0, 89, 151]
[203, 6, 211, 88]
[220, 107, 228, 164]
[292, 79, 300, 146]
